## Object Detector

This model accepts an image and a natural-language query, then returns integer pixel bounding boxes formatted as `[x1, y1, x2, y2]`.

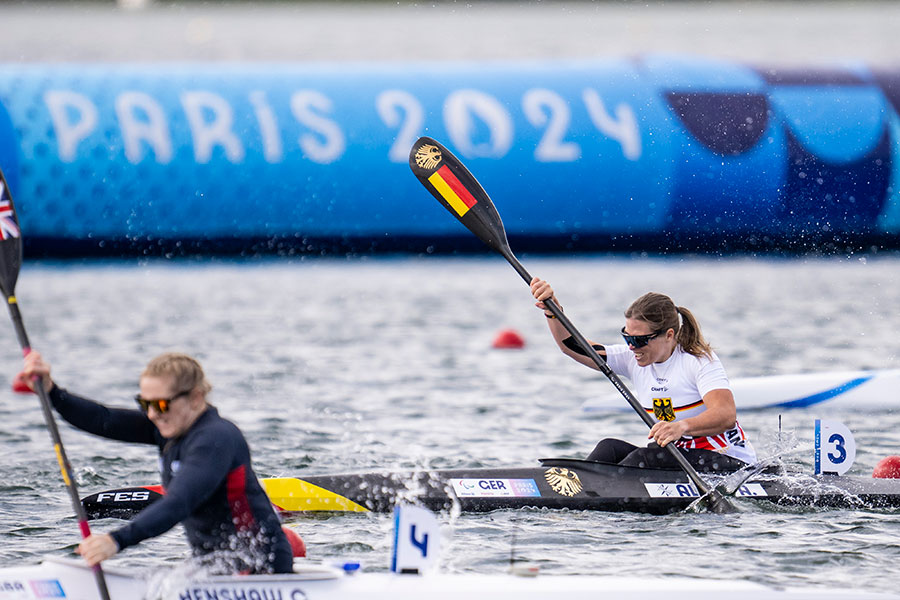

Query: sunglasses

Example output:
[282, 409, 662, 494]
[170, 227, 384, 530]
[621, 326, 663, 349]
[134, 390, 192, 414]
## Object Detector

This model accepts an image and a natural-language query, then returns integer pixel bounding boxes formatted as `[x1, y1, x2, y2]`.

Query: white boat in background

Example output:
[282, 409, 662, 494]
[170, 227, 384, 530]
[2, 554, 899, 600]
[581, 369, 900, 412]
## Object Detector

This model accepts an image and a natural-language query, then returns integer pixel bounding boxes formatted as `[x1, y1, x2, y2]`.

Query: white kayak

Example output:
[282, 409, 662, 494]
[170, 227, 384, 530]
[581, 369, 900, 412]
[1, 556, 898, 600]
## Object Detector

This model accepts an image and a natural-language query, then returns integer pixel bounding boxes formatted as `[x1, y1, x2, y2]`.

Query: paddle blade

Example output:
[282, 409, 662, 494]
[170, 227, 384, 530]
[409, 137, 511, 255]
[0, 166, 22, 298]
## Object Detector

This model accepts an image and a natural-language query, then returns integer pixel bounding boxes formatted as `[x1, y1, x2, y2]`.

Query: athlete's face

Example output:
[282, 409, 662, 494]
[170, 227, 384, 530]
[623, 317, 675, 366]
[139, 375, 204, 438]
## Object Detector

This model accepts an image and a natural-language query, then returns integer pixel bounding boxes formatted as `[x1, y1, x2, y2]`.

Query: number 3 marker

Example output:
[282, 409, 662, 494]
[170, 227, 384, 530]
[815, 419, 857, 475]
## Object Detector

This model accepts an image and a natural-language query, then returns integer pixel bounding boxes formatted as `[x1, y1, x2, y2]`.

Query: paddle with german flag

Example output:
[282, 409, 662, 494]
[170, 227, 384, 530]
[409, 137, 527, 276]
[0, 167, 112, 600]
[408, 137, 736, 514]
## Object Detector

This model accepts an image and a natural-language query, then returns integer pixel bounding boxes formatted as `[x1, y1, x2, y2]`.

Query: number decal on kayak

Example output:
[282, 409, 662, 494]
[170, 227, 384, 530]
[814, 419, 856, 475]
[828, 433, 847, 464]
[409, 524, 429, 558]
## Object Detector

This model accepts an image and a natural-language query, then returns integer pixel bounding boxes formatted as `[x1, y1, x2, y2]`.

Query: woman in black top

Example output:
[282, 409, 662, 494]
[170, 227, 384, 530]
[23, 351, 292, 574]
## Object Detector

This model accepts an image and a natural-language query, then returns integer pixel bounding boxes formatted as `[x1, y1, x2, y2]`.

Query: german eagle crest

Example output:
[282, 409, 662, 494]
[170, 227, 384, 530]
[413, 144, 442, 171]
[544, 467, 583, 497]
[653, 397, 676, 421]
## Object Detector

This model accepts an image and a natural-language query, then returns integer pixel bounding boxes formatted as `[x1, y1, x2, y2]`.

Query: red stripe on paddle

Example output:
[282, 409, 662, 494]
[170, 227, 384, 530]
[437, 165, 478, 209]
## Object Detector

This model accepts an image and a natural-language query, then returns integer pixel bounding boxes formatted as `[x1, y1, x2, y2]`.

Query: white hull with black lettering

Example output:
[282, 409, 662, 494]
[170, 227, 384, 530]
[0, 556, 898, 600]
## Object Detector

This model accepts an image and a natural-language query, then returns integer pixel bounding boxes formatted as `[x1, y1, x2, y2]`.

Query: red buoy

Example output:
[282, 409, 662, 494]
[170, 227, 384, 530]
[283, 526, 306, 557]
[872, 456, 900, 479]
[492, 329, 525, 349]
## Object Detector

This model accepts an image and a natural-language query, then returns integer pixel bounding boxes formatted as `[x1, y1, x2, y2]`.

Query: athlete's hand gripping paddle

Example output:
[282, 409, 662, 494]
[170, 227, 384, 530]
[0, 168, 113, 598]
[408, 136, 736, 514]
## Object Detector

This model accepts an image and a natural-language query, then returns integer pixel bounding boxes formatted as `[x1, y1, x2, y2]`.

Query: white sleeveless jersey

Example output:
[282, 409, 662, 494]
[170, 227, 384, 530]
[604, 344, 757, 464]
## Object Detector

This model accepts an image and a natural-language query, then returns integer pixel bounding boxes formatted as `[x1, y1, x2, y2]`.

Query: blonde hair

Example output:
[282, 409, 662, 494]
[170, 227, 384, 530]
[625, 292, 713, 359]
[141, 352, 212, 396]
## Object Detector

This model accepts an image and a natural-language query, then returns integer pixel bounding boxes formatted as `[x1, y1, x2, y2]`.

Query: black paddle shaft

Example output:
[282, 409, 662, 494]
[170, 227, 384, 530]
[0, 168, 112, 599]
[409, 137, 735, 513]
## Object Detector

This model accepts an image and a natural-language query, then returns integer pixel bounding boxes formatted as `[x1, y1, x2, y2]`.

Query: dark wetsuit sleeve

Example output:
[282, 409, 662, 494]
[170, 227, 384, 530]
[48, 386, 158, 445]
[562, 336, 606, 358]
[111, 426, 234, 551]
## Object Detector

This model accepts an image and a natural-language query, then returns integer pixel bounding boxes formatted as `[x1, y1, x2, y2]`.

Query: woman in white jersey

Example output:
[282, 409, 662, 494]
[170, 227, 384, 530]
[531, 278, 756, 471]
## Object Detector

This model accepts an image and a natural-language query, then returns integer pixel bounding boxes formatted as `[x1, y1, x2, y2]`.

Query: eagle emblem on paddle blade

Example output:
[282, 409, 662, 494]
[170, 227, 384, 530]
[653, 397, 676, 422]
[544, 467, 583, 497]
[414, 144, 442, 170]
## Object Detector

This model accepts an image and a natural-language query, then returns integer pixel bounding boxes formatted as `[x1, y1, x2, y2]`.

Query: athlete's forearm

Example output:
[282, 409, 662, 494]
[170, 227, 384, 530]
[681, 391, 736, 436]
[49, 386, 158, 444]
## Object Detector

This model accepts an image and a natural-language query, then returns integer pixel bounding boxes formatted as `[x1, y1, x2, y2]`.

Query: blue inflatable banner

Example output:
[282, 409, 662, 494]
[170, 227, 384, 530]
[0, 56, 897, 255]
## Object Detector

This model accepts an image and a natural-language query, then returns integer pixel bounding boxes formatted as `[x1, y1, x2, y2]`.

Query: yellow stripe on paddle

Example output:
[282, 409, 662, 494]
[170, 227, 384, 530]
[428, 171, 471, 217]
[261, 478, 370, 512]
[54, 444, 71, 487]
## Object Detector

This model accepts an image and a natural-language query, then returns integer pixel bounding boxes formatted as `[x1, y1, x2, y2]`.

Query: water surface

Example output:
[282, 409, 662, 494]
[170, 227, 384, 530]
[1, 256, 899, 592]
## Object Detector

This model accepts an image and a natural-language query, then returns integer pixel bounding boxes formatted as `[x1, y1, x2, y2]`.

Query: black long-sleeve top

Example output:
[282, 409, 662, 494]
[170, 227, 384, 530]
[48, 386, 292, 573]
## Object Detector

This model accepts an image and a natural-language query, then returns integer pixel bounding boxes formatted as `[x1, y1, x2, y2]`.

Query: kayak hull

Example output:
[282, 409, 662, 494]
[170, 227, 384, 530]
[81, 458, 900, 519]
[0, 556, 897, 600]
